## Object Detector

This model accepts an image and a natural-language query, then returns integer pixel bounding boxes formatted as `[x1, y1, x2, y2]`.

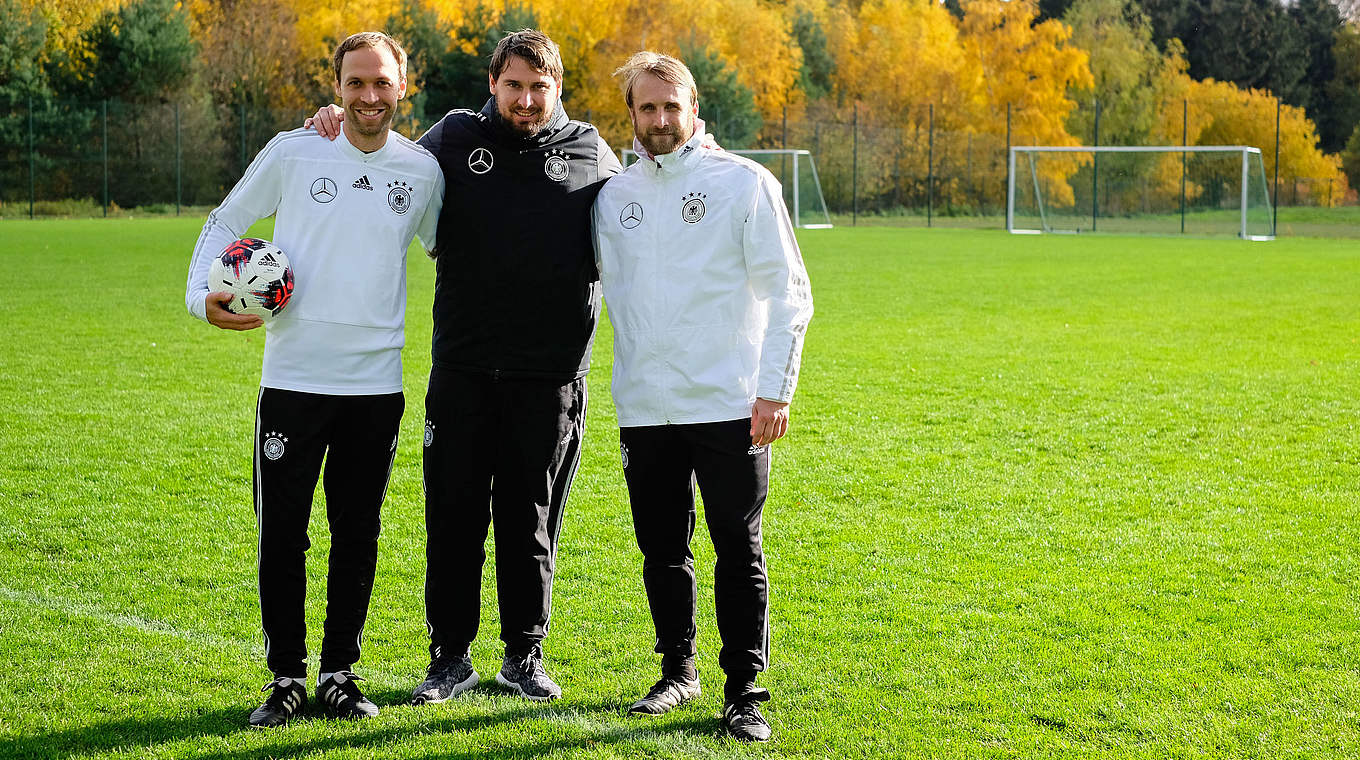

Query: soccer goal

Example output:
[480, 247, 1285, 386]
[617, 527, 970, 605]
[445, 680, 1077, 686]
[621, 148, 833, 229]
[1008, 145, 1275, 240]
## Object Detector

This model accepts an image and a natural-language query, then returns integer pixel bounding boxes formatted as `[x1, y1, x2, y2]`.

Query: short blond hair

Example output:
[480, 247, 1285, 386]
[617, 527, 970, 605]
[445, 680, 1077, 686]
[613, 51, 698, 108]
[332, 32, 407, 83]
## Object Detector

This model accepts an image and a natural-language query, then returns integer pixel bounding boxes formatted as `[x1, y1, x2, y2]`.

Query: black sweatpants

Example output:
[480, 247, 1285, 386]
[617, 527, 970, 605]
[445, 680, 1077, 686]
[421, 368, 586, 659]
[620, 418, 771, 674]
[253, 387, 404, 680]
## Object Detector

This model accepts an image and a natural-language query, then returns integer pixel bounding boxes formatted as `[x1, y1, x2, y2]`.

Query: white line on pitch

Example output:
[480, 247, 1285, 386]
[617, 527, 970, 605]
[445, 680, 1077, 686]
[0, 586, 413, 687]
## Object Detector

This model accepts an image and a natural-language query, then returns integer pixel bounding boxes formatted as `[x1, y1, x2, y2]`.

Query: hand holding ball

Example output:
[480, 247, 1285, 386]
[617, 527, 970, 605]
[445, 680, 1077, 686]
[208, 238, 295, 318]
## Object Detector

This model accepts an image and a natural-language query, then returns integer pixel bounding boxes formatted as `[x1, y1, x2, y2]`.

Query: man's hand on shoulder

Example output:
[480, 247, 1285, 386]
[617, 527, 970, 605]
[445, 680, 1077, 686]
[205, 291, 263, 331]
[750, 398, 790, 447]
[303, 105, 344, 140]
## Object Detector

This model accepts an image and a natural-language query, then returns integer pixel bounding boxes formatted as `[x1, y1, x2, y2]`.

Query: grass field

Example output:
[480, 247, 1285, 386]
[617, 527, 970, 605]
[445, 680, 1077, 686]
[2, 219, 1359, 758]
[828, 205, 1360, 238]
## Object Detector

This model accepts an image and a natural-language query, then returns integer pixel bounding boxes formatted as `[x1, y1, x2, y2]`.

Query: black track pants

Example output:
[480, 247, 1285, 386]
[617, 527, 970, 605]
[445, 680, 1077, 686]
[253, 387, 403, 680]
[620, 419, 771, 674]
[421, 369, 586, 659]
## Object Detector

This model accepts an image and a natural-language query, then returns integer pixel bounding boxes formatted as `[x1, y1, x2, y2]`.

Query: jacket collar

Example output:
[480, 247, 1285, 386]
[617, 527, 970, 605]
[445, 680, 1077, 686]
[632, 118, 709, 172]
[477, 97, 570, 146]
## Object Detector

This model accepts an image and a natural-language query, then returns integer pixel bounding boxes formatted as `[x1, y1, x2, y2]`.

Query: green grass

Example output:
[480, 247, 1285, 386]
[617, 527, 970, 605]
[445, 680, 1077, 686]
[2, 220, 1359, 758]
[830, 204, 1360, 237]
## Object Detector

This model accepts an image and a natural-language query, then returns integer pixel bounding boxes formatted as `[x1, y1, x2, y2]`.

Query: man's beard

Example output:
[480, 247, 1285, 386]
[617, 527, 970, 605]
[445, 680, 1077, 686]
[636, 118, 694, 157]
[346, 102, 395, 137]
[496, 97, 555, 137]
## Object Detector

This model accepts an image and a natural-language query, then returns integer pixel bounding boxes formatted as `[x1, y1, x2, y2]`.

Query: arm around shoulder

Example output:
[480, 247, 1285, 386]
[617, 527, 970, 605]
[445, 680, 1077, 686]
[597, 134, 623, 178]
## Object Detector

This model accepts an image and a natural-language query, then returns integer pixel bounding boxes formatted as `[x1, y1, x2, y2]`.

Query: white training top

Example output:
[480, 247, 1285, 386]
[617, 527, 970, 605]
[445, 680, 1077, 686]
[593, 130, 813, 427]
[186, 127, 444, 395]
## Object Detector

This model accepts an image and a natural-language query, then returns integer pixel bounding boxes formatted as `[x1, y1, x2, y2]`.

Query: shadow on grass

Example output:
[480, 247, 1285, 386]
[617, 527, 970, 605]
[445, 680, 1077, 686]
[5, 690, 721, 760]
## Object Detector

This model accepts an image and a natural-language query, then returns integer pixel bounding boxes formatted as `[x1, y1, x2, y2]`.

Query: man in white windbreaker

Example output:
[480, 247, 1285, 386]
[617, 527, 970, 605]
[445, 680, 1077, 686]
[592, 51, 813, 743]
[184, 32, 443, 728]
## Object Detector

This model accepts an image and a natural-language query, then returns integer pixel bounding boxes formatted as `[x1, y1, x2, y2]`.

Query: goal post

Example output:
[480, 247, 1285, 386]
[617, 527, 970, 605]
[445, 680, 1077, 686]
[621, 148, 833, 229]
[1008, 145, 1275, 240]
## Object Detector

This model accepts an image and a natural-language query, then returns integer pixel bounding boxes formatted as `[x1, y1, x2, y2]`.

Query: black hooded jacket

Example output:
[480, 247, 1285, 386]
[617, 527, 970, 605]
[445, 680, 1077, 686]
[418, 98, 622, 379]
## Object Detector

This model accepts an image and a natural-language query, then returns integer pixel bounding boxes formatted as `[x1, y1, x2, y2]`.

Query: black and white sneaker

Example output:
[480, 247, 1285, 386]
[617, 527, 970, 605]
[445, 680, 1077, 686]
[411, 655, 480, 705]
[248, 677, 306, 728]
[722, 688, 772, 743]
[316, 671, 379, 719]
[495, 651, 562, 701]
[629, 675, 701, 715]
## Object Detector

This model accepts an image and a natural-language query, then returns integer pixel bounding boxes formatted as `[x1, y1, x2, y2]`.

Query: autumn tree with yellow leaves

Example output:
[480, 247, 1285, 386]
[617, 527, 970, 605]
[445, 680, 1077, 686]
[2, 0, 1351, 213]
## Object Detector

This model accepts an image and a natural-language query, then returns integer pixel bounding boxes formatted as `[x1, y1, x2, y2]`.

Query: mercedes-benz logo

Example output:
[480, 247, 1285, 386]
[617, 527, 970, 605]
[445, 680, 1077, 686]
[310, 177, 336, 203]
[468, 147, 494, 175]
[619, 202, 643, 230]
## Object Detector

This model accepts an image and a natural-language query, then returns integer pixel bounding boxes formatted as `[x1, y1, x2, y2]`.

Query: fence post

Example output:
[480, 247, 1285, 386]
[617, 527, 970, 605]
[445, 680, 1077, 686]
[175, 101, 182, 216]
[1091, 99, 1100, 232]
[1180, 99, 1187, 234]
[967, 132, 974, 210]
[28, 97, 35, 219]
[1005, 103, 1012, 223]
[240, 102, 247, 176]
[781, 103, 788, 188]
[1273, 98, 1281, 234]
[103, 100, 109, 218]
[927, 103, 934, 228]
[852, 102, 859, 227]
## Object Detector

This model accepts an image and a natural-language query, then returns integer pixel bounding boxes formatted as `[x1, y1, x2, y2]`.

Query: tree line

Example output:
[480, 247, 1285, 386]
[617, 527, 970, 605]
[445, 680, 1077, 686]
[3, 0, 1355, 210]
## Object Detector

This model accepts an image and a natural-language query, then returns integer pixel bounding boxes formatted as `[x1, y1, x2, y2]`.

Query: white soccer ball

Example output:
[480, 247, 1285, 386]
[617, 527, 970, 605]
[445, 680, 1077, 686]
[208, 238, 295, 318]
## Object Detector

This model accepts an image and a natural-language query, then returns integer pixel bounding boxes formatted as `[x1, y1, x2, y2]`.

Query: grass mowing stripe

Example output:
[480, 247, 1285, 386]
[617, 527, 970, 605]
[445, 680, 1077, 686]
[0, 585, 255, 653]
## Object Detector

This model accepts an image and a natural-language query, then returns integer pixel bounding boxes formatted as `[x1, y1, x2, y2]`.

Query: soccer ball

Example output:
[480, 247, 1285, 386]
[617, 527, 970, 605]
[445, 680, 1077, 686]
[208, 238, 295, 318]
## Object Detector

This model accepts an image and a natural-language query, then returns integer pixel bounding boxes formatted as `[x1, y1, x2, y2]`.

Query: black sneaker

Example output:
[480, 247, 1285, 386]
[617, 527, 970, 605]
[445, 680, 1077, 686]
[722, 688, 772, 743]
[316, 671, 379, 719]
[628, 675, 701, 715]
[248, 677, 306, 728]
[495, 650, 562, 701]
[411, 655, 480, 705]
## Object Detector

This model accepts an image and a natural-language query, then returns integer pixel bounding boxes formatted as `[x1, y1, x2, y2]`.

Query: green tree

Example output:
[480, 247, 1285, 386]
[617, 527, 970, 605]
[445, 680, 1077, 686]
[0, 0, 54, 204]
[1290, 0, 1351, 151]
[71, 0, 197, 103]
[1037, 0, 1077, 21]
[437, 2, 538, 116]
[1139, 0, 1308, 105]
[679, 43, 762, 148]
[384, 0, 455, 132]
[791, 8, 835, 101]
[1342, 122, 1360, 189]
[1064, 0, 1168, 145]
[1324, 23, 1360, 155]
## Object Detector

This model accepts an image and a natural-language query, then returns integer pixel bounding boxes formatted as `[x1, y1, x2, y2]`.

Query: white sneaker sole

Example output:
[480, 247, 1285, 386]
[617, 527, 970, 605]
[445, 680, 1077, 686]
[411, 671, 479, 704]
[495, 672, 561, 701]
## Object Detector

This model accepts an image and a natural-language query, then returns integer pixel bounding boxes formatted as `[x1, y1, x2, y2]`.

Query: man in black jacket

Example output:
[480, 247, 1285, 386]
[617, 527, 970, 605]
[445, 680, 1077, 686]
[309, 30, 621, 702]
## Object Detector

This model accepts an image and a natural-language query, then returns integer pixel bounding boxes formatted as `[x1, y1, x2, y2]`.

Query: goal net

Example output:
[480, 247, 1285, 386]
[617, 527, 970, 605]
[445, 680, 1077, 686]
[621, 148, 833, 229]
[1008, 145, 1274, 240]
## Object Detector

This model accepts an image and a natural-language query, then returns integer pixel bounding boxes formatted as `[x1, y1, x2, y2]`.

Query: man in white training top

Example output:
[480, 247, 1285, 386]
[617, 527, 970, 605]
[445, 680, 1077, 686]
[592, 51, 813, 743]
[184, 31, 443, 728]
